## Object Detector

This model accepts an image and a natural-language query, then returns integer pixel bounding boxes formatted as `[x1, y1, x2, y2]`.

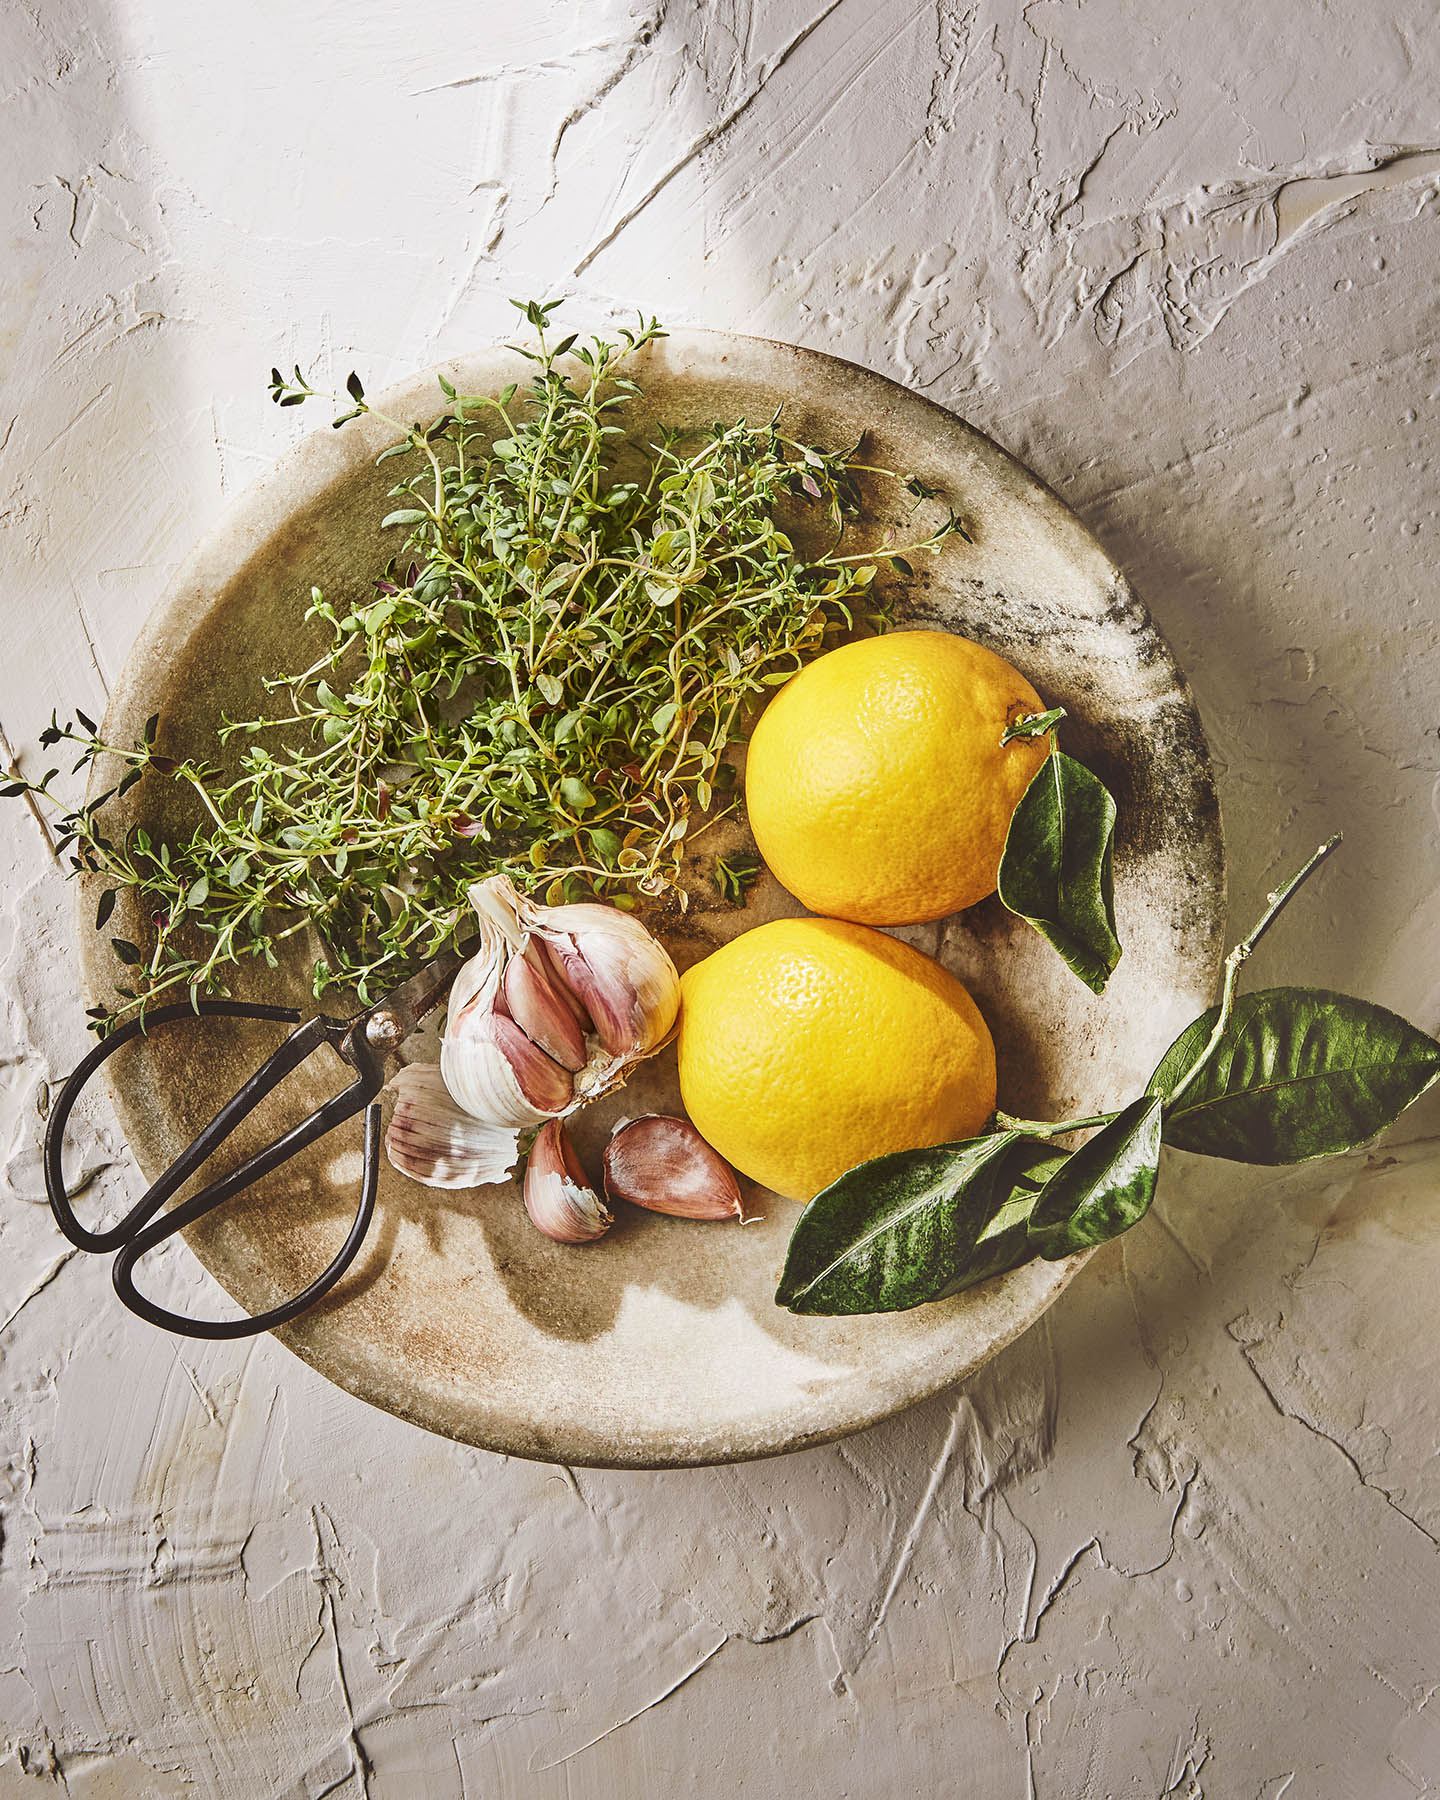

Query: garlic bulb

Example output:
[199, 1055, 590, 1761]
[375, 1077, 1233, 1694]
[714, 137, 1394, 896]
[524, 1119, 612, 1243]
[384, 875, 680, 1191]
[603, 1114, 747, 1221]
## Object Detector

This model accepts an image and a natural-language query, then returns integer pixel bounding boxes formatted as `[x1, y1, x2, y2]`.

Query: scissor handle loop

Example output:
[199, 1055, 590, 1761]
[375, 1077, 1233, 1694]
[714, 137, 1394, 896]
[44, 999, 386, 1339]
[111, 1102, 382, 1340]
[46, 1000, 305, 1252]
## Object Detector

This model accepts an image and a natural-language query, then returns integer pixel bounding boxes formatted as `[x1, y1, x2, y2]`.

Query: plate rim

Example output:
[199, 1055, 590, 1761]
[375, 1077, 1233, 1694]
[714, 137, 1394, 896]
[79, 326, 1226, 1467]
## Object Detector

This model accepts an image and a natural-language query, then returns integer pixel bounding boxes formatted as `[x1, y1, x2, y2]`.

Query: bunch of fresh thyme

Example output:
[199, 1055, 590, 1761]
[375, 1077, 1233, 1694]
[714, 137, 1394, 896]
[8, 300, 966, 1026]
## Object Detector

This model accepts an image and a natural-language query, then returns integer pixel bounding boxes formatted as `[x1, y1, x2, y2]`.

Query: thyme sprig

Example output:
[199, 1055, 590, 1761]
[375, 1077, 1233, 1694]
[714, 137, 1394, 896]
[8, 299, 966, 1027]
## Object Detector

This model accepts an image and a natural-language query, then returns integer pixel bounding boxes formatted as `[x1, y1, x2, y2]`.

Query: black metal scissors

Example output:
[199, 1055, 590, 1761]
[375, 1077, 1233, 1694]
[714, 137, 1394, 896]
[43, 941, 474, 1341]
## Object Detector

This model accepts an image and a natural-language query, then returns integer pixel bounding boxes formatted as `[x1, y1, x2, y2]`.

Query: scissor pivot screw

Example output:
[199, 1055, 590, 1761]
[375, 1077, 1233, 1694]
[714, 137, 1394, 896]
[366, 1010, 404, 1046]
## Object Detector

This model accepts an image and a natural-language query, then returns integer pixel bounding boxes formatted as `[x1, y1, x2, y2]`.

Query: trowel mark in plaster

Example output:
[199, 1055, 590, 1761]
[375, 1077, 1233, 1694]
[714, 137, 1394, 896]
[1228, 1308, 1440, 1556]
[1086, 144, 1440, 360]
[571, 0, 852, 277]
[892, 135, 1440, 394]
[1274, 147, 1440, 240]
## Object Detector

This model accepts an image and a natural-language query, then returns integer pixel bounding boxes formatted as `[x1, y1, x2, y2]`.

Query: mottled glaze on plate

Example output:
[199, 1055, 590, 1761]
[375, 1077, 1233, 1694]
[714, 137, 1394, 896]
[80, 333, 1224, 1467]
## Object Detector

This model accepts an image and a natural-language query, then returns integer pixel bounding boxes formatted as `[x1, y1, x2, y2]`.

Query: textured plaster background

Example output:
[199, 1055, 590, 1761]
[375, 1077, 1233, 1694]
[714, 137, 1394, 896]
[2, 1, 1439, 1793]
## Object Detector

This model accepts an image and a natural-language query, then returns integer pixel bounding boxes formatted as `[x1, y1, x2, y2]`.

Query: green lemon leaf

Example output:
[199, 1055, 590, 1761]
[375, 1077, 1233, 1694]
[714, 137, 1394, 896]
[997, 751, 1121, 994]
[776, 1133, 1067, 1315]
[1149, 987, 1440, 1163]
[1026, 1095, 1162, 1259]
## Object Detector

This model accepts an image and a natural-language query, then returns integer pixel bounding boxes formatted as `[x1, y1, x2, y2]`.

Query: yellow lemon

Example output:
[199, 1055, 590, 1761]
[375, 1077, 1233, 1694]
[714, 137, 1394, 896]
[677, 917, 996, 1202]
[743, 629, 1053, 925]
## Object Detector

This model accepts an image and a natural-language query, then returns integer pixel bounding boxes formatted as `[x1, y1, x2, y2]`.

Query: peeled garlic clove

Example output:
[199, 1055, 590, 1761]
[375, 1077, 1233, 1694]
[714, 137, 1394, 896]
[539, 904, 680, 1059]
[525, 1119, 612, 1244]
[503, 945, 588, 1072]
[603, 1115, 745, 1221]
[385, 1064, 523, 1189]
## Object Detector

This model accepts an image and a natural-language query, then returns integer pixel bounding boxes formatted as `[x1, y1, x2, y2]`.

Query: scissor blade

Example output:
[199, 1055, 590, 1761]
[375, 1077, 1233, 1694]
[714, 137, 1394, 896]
[359, 934, 481, 1049]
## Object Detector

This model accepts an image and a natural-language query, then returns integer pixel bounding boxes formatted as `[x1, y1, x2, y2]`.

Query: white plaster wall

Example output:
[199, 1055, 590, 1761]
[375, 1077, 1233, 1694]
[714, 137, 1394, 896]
[2, 2, 1439, 1793]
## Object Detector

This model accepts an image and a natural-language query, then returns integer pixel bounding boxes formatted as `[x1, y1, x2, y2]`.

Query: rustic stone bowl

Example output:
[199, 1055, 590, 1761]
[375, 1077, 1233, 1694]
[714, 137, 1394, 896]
[81, 333, 1223, 1467]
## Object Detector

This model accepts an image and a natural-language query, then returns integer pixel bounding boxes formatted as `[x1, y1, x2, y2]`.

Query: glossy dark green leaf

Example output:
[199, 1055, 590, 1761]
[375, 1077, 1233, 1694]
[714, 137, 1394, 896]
[997, 751, 1121, 994]
[1026, 1096, 1162, 1259]
[776, 1132, 1066, 1316]
[1149, 987, 1440, 1163]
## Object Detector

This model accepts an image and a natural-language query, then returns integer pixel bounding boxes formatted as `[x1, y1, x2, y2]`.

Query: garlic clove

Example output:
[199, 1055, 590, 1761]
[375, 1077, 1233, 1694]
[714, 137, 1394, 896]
[503, 944, 589, 1072]
[537, 937, 595, 1034]
[487, 1011, 575, 1112]
[442, 1006, 572, 1124]
[539, 905, 681, 1059]
[440, 901, 548, 1128]
[603, 1114, 746, 1221]
[385, 1064, 523, 1189]
[524, 1119, 612, 1243]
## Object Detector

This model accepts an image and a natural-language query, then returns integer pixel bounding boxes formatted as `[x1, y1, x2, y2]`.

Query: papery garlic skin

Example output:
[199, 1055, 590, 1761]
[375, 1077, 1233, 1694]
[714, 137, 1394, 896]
[524, 1119, 612, 1243]
[385, 1064, 526, 1189]
[603, 1114, 746, 1221]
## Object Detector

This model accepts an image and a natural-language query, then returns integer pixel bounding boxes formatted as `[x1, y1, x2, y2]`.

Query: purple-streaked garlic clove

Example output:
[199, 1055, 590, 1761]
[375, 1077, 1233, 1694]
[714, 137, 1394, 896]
[384, 1064, 525, 1189]
[503, 943, 589, 1072]
[537, 937, 594, 1034]
[536, 903, 680, 1060]
[440, 904, 564, 1130]
[602, 1114, 745, 1221]
[524, 1119, 612, 1243]
[489, 1012, 574, 1112]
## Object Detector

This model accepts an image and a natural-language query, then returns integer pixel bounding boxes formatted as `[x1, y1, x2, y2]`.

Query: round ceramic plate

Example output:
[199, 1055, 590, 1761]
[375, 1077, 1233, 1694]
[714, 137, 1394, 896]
[81, 332, 1223, 1468]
